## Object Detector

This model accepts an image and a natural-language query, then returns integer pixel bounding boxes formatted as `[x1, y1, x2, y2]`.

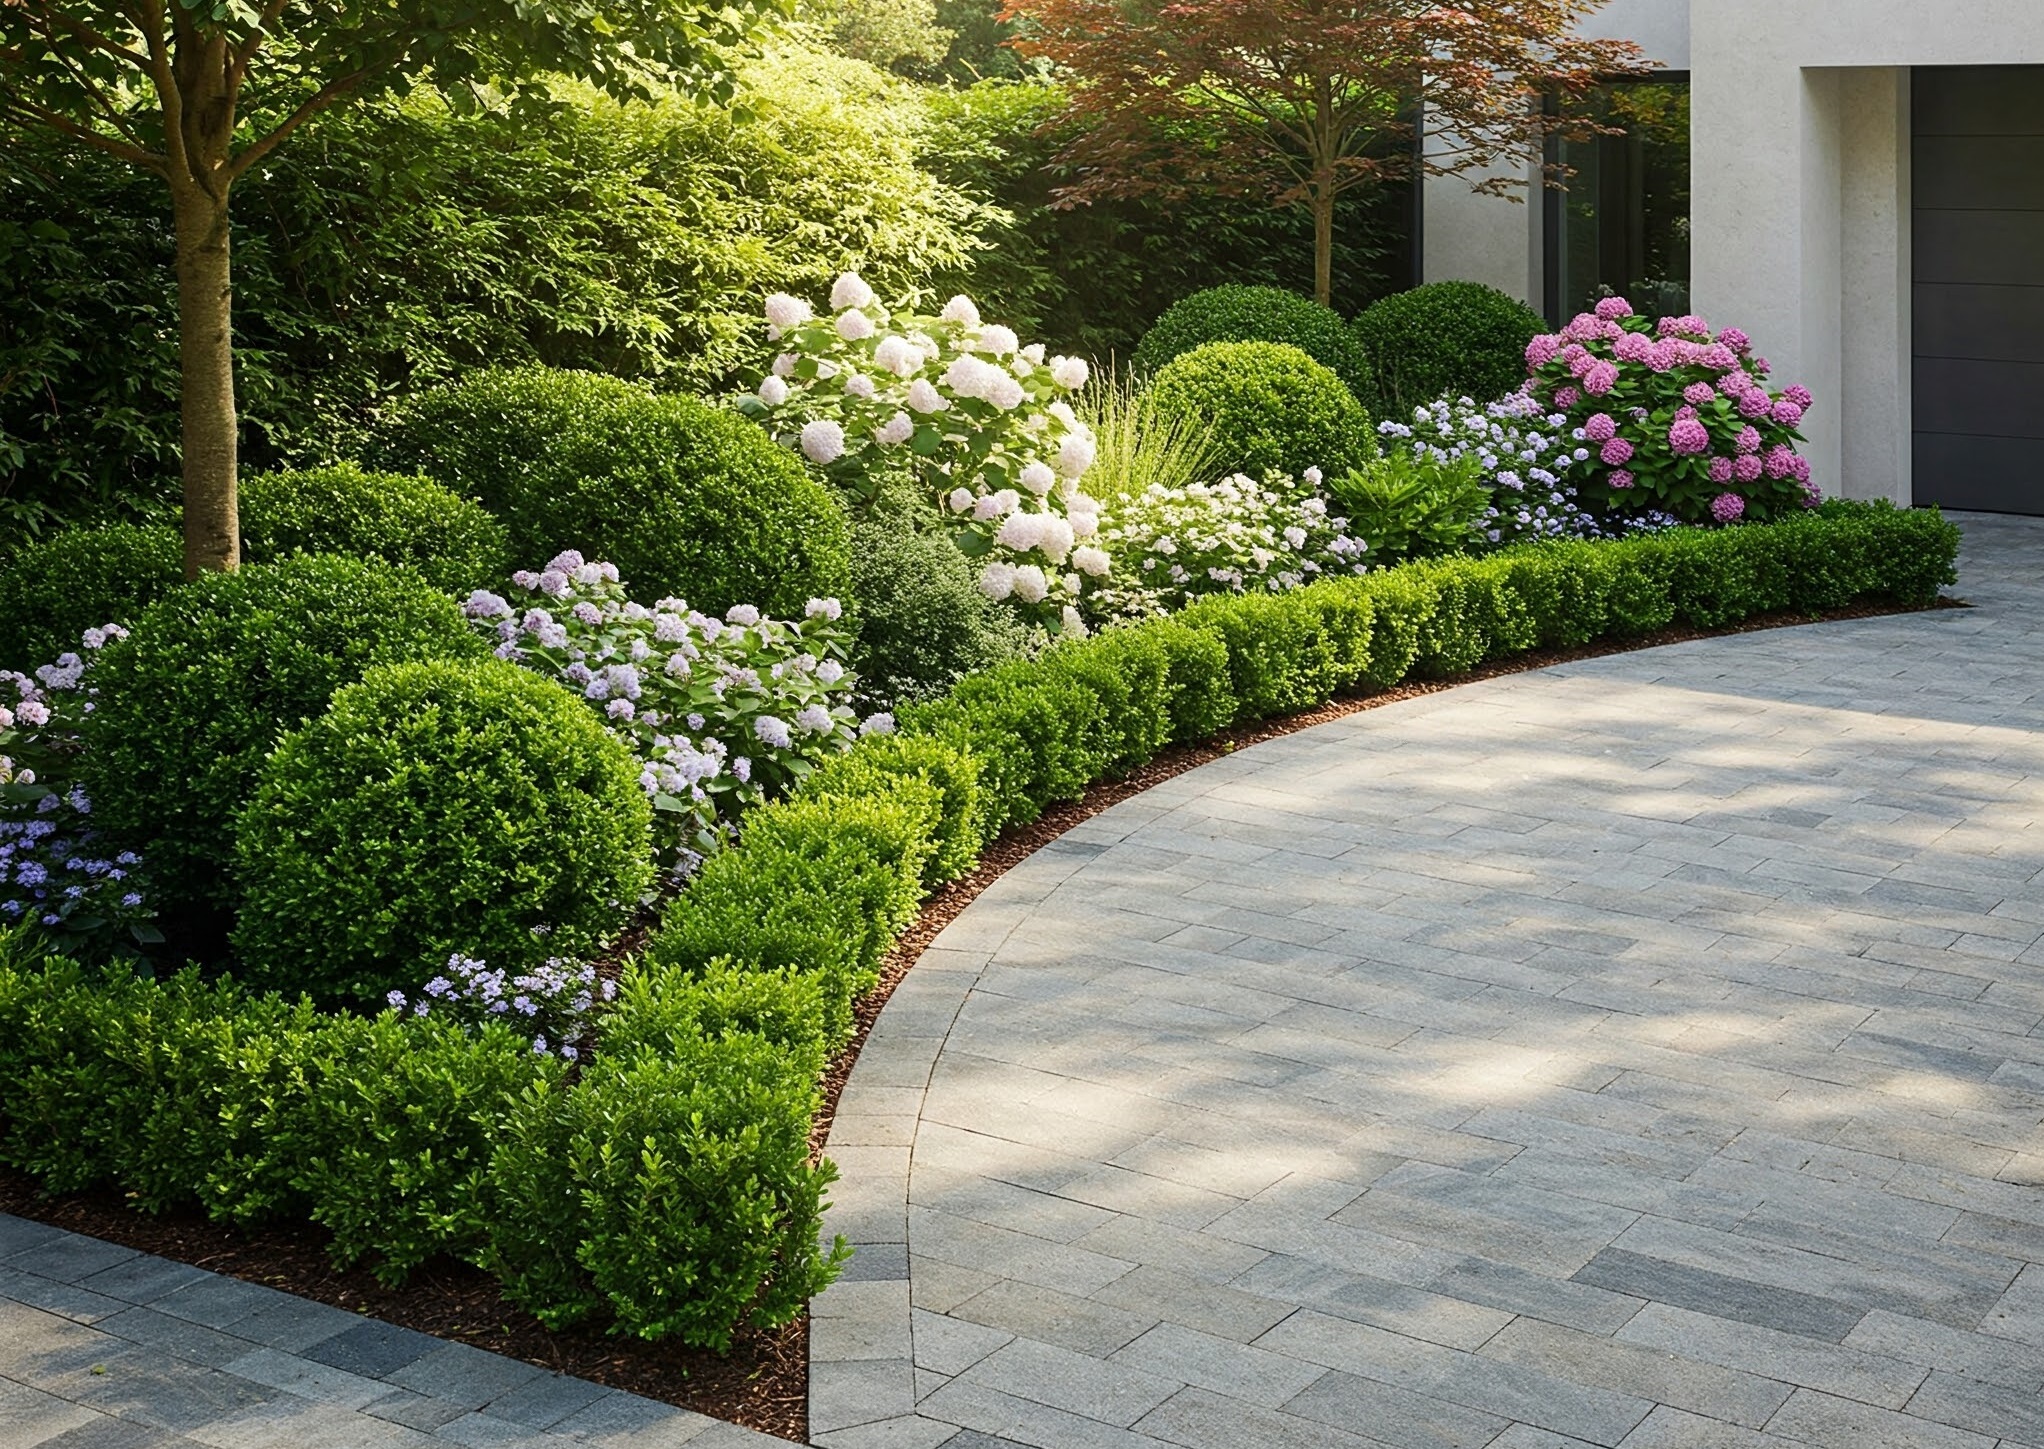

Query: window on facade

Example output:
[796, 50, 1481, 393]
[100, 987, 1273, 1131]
[1547, 78, 1691, 324]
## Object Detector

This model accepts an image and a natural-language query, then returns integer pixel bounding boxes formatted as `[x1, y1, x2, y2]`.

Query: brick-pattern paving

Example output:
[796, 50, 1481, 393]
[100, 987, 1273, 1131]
[0, 1215, 790, 1448]
[813, 513, 2044, 1449]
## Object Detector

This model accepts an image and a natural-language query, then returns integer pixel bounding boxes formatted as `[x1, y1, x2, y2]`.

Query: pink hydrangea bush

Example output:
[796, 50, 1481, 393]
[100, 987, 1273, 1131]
[1524, 299, 1818, 524]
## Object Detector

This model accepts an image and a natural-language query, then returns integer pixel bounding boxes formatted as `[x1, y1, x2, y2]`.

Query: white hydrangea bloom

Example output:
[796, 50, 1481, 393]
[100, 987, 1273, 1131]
[907, 379, 948, 414]
[940, 295, 981, 327]
[1061, 606, 1088, 638]
[871, 336, 919, 377]
[1072, 544, 1111, 578]
[1019, 461, 1056, 495]
[836, 309, 876, 342]
[764, 292, 813, 334]
[985, 371, 1026, 411]
[1069, 508, 1099, 540]
[800, 420, 846, 465]
[843, 372, 876, 399]
[1011, 565, 1049, 604]
[1036, 513, 1075, 562]
[995, 511, 1044, 552]
[756, 375, 789, 407]
[772, 353, 798, 377]
[947, 487, 975, 513]
[941, 354, 995, 399]
[830, 272, 875, 310]
[1303, 466, 1323, 486]
[1050, 355, 1090, 390]
[1057, 430, 1097, 479]
[979, 561, 1017, 601]
[978, 323, 1020, 357]
[875, 411, 914, 446]
[1020, 343, 1046, 366]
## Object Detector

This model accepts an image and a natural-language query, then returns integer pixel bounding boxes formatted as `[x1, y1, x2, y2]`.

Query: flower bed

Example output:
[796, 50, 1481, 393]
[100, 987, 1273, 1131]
[0, 501, 1958, 1350]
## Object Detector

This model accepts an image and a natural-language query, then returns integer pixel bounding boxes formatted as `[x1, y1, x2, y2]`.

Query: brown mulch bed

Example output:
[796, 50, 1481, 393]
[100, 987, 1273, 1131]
[0, 596, 1962, 1444]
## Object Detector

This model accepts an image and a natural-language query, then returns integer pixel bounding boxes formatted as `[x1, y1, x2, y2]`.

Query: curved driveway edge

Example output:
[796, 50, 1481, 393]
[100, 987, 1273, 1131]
[811, 513, 2044, 1449]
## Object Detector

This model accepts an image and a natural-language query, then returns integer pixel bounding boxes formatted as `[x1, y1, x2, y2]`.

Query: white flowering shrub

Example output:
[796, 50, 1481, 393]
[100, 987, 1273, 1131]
[1, 628, 159, 956]
[466, 551, 891, 880]
[741, 275, 1105, 635]
[1379, 392, 1606, 547]
[388, 953, 617, 1061]
[1087, 470, 1369, 621]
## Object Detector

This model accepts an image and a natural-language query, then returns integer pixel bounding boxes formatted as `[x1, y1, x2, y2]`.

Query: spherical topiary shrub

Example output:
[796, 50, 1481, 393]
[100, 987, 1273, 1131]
[233, 659, 653, 1007]
[847, 520, 1028, 706]
[370, 367, 851, 616]
[1147, 341, 1376, 480]
[81, 555, 487, 918]
[1351, 281, 1547, 420]
[1133, 285, 1374, 399]
[240, 463, 512, 595]
[0, 523, 184, 672]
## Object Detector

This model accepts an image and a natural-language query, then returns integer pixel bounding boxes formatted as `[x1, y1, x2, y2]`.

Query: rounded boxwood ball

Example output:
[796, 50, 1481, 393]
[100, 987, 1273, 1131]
[1133, 285, 1373, 399]
[233, 659, 654, 1006]
[1147, 341, 1376, 480]
[81, 554, 487, 915]
[0, 523, 183, 673]
[1351, 281, 1547, 419]
[370, 367, 851, 617]
[240, 463, 512, 595]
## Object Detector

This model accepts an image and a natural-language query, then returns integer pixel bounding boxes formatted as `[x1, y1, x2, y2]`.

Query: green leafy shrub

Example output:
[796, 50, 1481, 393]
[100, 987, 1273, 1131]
[486, 1032, 844, 1346]
[598, 957, 832, 1064]
[1133, 285, 1374, 399]
[81, 555, 486, 916]
[649, 793, 936, 1046]
[234, 659, 653, 1006]
[1329, 450, 1491, 564]
[239, 464, 511, 595]
[1147, 342, 1375, 481]
[0, 523, 183, 672]
[901, 664, 1106, 835]
[846, 520, 1028, 706]
[800, 733, 986, 885]
[1352, 281, 1547, 419]
[372, 367, 851, 615]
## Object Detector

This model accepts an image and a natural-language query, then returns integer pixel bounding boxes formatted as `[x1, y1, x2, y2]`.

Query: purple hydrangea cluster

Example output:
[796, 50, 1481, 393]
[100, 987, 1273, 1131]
[388, 952, 617, 1060]
[1380, 392, 1604, 547]
[1, 628, 157, 956]
[466, 552, 889, 880]
[1525, 299, 1816, 526]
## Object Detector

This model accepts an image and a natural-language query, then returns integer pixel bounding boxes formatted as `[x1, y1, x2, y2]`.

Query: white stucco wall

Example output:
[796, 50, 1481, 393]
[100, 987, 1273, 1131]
[1691, 0, 2044, 502]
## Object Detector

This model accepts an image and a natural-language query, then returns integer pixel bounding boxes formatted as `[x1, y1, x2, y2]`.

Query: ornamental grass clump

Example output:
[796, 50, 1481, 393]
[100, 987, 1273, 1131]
[741, 275, 1105, 636]
[1524, 299, 1816, 524]
[467, 551, 888, 879]
[1090, 470, 1368, 620]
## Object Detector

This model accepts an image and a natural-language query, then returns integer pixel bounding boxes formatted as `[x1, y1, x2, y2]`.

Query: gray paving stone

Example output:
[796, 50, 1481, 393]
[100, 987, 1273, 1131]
[6, 1235, 142, 1286]
[36, 1416, 202, 1449]
[301, 1319, 444, 1379]
[1904, 1369, 2044, 1443]
[472, 1374, 612, 1432]
[1571, 1249, 1866, 1343]
[383, 1343, 548, 1412]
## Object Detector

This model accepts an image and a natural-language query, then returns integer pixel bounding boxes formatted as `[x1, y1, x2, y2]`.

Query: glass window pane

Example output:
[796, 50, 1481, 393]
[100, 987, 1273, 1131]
[1551, 80, 1691, 323]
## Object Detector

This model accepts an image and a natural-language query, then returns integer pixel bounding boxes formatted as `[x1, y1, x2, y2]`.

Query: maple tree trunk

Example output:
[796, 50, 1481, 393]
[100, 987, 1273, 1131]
[1312, 188, 1335, 308]
[171, 178, 240, 578]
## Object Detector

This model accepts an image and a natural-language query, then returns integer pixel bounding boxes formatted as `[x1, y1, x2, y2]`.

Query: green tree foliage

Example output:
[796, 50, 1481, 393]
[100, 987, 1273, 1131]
[0, 47, 992, 537]
[920, 80, 1409, 361]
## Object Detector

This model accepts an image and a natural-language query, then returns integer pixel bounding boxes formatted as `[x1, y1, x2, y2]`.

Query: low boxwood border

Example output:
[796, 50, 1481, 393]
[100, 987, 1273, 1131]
[0, 501, 1960, 1350]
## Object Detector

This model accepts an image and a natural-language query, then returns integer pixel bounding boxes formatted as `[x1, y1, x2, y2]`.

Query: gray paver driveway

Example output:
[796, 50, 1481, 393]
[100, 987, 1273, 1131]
[811, 512, 2044, 1449]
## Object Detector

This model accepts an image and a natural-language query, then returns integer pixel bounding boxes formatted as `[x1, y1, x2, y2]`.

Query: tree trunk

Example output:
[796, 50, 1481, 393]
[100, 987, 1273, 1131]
[171, 181, 239, 578]
[1312, 187, 1335, 308]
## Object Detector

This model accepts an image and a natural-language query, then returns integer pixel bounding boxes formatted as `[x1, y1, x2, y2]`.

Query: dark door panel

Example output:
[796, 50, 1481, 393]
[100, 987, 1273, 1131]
[1913, 67, 2044, 515]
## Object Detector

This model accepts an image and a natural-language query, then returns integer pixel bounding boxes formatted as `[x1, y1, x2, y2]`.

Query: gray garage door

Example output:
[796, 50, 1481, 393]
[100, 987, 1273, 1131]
[1914, 66, 2044, 515]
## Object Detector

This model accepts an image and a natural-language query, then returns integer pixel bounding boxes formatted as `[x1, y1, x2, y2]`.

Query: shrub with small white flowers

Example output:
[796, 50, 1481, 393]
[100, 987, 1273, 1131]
[467, 551, 891, 879]
[1086, 470, 1369, 621]
[1378, 392, 1606, 548]
[740, 275, 1106, 635]
[387, 953, 617, 1061]
[1, 628, 159, 956]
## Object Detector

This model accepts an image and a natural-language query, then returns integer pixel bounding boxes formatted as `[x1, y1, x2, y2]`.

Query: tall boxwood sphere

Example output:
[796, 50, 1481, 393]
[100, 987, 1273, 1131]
[1147, 341, 1375, 480]
[1133, 285, 1373, 399]
[369, 367, 851, 616]
[81, 555, 487, 913]
[234, 659, 653, 1006]
[0, 523, 183, 673]
[240, 464, 512, 595]
[1352, 281, 1547, 419]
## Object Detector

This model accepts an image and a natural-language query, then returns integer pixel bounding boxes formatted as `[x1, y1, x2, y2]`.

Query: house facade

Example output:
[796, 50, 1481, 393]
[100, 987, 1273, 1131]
[1421, 0, 2044, 516]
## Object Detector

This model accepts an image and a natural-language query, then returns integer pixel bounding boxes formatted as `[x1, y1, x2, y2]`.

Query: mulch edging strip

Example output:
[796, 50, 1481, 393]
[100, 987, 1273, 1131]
[0, 596, 1961, 1444]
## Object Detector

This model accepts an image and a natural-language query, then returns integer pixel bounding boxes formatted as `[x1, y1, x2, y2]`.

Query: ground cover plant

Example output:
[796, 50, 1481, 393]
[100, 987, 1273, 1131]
[0, 499, 1959, 1356]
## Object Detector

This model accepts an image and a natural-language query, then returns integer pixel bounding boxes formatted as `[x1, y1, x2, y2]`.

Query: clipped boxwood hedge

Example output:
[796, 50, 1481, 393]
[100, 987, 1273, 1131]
[1133, 284, 1374, 400]
[0, 522, 184, 673]
[239, 463, 512, 595]
[0, 501, 1957, 1346]
[1352, 280, 1547, 421]
[1148, 340, 1377, 482]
